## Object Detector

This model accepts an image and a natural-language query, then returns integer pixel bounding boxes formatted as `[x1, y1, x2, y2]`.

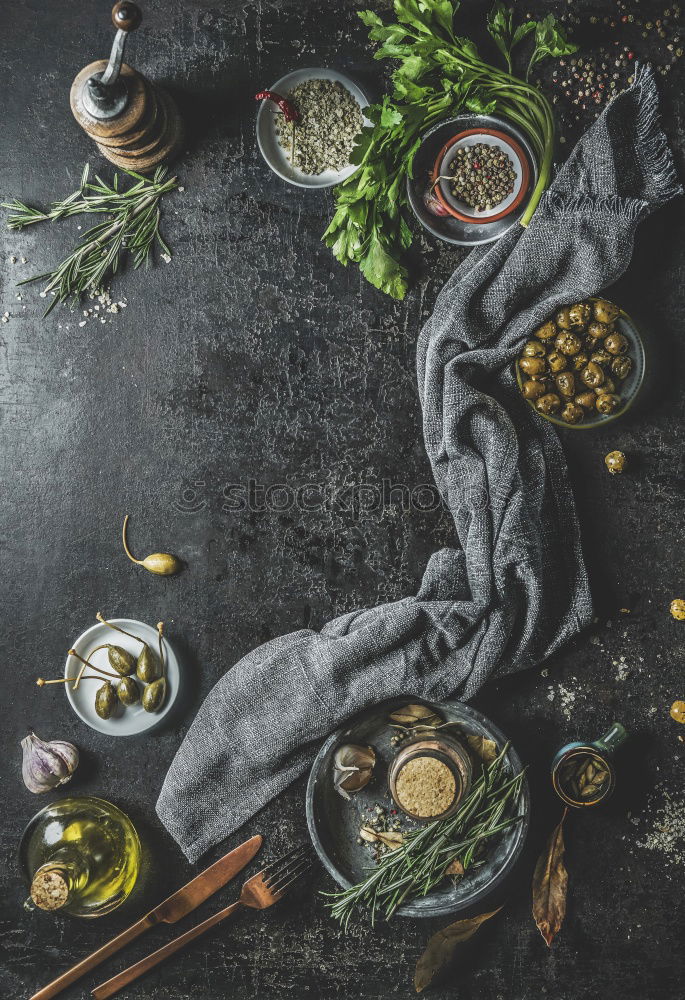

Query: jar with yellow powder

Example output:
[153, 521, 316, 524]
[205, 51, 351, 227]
[388, 733, 472, 822]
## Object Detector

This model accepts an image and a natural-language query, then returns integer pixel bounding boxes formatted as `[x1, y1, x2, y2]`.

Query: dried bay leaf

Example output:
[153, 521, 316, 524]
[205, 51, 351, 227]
[464, 733, 498, 764]
[532, 811, 568, 947]
[359, 826, 404, 849]
[414, 907, 503, 993]
[389, 704, 442, 727]
[444, 857, 465, 877]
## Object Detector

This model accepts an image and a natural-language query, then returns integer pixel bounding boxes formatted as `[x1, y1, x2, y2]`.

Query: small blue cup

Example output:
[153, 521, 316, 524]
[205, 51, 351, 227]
[551, 722, 628, 808]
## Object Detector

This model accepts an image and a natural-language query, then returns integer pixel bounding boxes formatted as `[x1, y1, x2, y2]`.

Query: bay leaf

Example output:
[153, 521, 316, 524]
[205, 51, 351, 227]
[414, 907, 502, 993]
[531, 812, 568, 947]
[464, 732, 498, 764]
[359, 826, 404, 849]
[444, 857, 465, 877]
[389, 704, 442, 727]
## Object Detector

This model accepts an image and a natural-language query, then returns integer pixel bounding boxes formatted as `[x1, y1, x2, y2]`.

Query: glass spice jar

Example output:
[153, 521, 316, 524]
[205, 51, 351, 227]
[388, 732, 472, 822]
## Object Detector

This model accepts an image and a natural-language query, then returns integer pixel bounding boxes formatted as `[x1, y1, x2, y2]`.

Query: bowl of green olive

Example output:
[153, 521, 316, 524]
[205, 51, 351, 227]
[515, 297, 645, 429]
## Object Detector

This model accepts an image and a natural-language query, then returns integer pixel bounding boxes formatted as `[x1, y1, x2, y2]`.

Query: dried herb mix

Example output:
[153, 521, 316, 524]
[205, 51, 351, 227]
[275, 79, 363, 175]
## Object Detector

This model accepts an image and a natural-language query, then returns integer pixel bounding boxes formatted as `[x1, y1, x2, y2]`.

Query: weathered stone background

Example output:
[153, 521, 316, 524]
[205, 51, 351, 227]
[1, 1, 683, 997]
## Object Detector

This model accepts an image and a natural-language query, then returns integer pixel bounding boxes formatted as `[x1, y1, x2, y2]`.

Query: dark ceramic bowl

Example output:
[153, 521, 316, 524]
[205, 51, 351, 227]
[306, 698, 529, 919]
[515, 300, 646, 430]
[406, 113, 539, 247]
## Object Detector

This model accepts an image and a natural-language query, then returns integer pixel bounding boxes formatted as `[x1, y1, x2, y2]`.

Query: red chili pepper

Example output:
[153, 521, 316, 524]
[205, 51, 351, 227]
[254, 90, 299, 123]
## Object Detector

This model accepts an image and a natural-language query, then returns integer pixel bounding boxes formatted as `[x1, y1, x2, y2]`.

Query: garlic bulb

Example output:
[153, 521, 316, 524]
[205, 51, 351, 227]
[21, 730, 79, 794]
[333, 744, 376, 800]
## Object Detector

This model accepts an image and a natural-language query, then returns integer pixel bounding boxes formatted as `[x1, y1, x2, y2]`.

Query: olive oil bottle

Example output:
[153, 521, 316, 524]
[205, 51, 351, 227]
[19, 796, 141, 917]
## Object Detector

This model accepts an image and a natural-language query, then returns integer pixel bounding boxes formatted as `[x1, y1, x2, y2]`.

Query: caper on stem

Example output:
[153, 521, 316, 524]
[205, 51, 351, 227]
[122, 514, 182, 576]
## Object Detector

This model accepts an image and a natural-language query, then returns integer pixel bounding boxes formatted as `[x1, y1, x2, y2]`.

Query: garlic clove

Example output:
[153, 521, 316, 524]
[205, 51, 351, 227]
[333, 744, 376, 799]
[21, 730, 79, 794]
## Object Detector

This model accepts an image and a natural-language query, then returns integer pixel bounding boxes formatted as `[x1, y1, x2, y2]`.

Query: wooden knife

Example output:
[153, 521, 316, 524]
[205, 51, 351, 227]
[29, 834, 263, 1000]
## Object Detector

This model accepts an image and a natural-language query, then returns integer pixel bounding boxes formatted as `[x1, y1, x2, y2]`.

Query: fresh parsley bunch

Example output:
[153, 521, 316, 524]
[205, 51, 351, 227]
[323, 1, 576, 299]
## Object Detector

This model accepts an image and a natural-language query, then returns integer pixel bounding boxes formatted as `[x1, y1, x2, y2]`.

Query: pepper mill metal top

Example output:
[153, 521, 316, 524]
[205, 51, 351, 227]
[81, 2, 143, 119]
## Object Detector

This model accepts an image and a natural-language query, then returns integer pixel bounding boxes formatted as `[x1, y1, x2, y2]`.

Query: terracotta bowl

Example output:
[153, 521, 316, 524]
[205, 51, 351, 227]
[432, 127, 530, 224]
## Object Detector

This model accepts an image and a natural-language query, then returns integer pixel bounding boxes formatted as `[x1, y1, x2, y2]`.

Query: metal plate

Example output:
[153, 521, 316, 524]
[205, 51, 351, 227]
[406, 113, 539, 246]
[306, 698, 529, 919]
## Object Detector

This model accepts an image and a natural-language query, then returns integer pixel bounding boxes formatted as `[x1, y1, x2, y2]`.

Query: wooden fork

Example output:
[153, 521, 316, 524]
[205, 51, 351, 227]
[91, 845, 312, 1000]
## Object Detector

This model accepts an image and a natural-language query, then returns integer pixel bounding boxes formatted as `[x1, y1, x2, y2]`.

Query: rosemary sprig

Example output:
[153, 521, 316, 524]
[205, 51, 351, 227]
[2, 165, 178, 316]
[322, 745, 525, 928]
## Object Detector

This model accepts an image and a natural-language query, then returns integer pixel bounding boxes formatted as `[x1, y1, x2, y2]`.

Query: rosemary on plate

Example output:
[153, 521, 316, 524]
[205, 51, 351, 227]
[2, 165, 178, 315]
[323, 744, 525, 928]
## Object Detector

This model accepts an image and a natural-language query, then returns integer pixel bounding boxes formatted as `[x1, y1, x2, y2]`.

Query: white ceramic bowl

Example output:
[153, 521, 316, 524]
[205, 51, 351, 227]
[436, 130, 528, 222]
[65, 618, 180, 736]
[256, 67, 370, 189]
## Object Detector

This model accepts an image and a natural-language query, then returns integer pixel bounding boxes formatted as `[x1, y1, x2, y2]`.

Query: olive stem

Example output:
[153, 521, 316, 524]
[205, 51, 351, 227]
[157, 621, 165, 677]
[36, 675, 113, 687]
[122, 514, 143, 565]
[68, 648, 119, 686]
[96, 611, 147, 648]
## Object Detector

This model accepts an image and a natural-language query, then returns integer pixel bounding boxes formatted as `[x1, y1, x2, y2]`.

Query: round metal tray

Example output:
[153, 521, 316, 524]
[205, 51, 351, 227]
[306, 698, 529, 919]
[406, 113, 539, 247]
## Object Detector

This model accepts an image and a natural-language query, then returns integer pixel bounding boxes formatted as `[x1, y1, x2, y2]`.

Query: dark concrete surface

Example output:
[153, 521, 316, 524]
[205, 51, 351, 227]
[1, 1, 684, 998]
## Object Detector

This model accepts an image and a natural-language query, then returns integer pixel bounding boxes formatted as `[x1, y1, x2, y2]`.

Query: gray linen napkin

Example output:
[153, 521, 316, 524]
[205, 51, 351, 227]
[158, 65, 680, 862]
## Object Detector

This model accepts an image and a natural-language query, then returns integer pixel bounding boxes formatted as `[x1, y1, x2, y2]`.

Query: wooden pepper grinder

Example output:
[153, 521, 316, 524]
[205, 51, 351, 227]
[70, 2, 183, 173]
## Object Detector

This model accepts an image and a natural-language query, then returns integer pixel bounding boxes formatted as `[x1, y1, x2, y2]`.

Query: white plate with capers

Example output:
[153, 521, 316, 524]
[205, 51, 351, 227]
[256, 67, 370, 189]
[64, 618, 180, 736]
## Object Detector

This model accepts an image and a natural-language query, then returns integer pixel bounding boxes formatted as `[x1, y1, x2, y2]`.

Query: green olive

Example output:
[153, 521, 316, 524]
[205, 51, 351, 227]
[522, 339, 546, 358]
[575, 391, 597, 410]
[604, 332, 629, 355]
[590, 350, 611, 365]
[555, 371, 576, 397]
[595, 376, 616, 396]
[593, 299, 620, 324]
[107, 645, 136, 676]
[587, 320, 611, 342]
[555, 308, 573, 330]
[95, 681, 117, 720]
[611, 356, 633, 380]
[522, 379, 546, 401]
[547, 351, 566, 373]
[535, 393, 561, 415]
[596, 393, 621, 415]
[568, 302, 591, 327]
[605, 450, 627, 474]
[142, 677, 167, 713]
[580, 362, 605, 389]
[136, 644, 161, 684]
[554, 331, 583, 356]
[571, 352, 589, 371]
[117, 676, 140, 706]
[561, 403, 584, 424]
[535, 320, 557, 340]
